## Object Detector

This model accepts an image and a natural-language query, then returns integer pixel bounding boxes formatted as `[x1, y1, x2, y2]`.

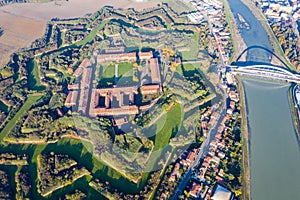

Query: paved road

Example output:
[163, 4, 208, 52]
[171, 84, 227, 199]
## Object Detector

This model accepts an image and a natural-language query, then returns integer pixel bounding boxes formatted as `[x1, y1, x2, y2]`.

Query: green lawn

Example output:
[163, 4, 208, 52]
[98, 64, 115, 87]
[102, 64, 115, 79]
[99, 62, 136, 87]
[176, 63, 197, 76]
[153, 103, 183, 151]
[184, 63, 204, 77]
[117, 62, 136, 86]
[27, 59, 46, 91]
[183, 63, 196, 72]
[118, 62, 133, 77]
[0, 94, 43, 141]
[144, 103, 183, 172]
[137, 104, 183, 190]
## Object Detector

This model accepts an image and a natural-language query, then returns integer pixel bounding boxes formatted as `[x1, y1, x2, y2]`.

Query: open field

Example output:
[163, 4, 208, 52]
[0, 0, 161, 21]
[0, 0, 161, 68]
[0, 11, 45, 68]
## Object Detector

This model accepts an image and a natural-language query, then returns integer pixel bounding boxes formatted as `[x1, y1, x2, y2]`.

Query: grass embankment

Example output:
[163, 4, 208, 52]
[52, 175, 106, 200]
[288, 85, 300, 140]
[240, 0, 295, 71]
[76, 19, 110, 47]
[236, 76, 251, 200]
[181, 32, 199, 61]
[0, 94, 43, 142]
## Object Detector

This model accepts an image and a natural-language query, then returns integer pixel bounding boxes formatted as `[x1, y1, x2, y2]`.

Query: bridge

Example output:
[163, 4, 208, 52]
[227, 64, 300, 84]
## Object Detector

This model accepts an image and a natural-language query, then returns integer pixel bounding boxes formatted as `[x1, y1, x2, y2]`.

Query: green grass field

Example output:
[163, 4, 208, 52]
[144, 103, 183, 172]
[118, 62, 133, 77]
[27, 59, 46, 91]
[0, 94, 43, 141]
[102, 64, 115, 78]
[99, 62, 136, 87]
[153, 103, 183, 151]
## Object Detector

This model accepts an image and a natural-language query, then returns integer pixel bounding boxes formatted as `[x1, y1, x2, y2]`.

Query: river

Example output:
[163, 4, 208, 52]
[227, 0, 300, 199]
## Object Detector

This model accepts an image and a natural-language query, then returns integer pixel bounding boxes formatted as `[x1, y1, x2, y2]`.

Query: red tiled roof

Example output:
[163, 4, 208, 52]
[139, 51, 153, 60]
[149, 58, 161, 84]
[80, 58, 91, 68]
[65, 90, 79, 107]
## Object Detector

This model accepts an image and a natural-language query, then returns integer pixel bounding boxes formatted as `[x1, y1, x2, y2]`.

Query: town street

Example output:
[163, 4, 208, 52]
[171, 84, 227, 199]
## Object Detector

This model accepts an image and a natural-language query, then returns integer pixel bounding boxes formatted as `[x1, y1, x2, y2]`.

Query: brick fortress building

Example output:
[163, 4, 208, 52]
[65, 51, 163, 118]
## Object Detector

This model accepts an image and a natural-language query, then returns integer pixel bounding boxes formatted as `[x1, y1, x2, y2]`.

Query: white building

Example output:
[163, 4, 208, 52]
[211, 184, 233, 200]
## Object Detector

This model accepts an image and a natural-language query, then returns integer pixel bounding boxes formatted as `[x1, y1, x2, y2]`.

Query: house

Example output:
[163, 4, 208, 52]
[73, 67, 83, 77]
[202, 161, 210, 168]
[204, 155, 212, 163]
[217, 125, 225, 134]
[229, 101, 235, 109]
[210, 141, 217, 149]
[186, 150, 196, 165]
[217, 140, 226, 149]
[203, 129, 208, 137]
[89, 87, 139, 117]
[211, 156, 220, 165]
[189, 182, 202, 198]
[226, 108, 233, 115]
[216, 175, 224, 182]
[65, 90, 79, 107]
[211, 112, 219, 121]
[169, 174, 176, 182]
[218, 169, 225, 177]
[149, 58, 161, 84]
[56, 108, 64, 117]
[140, 84, 162, 95]
[169, 163, 181, 181]
[97, 52, 137, 63]
[139, 51, 153, 60]
[202, 120, 208, 129]
[79, 58, 91, 68]
[195, 167, 207, 181]
[217, 151, 226, 159]
[68, 84, 79, 90]
[228, 90, 237, 99]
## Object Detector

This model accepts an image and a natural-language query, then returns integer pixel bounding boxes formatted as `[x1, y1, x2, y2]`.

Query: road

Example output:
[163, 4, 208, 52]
[171, 84, 227, 199]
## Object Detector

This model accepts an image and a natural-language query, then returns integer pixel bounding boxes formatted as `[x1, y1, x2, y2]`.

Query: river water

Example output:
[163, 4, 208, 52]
[227, 0, 300, 199]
